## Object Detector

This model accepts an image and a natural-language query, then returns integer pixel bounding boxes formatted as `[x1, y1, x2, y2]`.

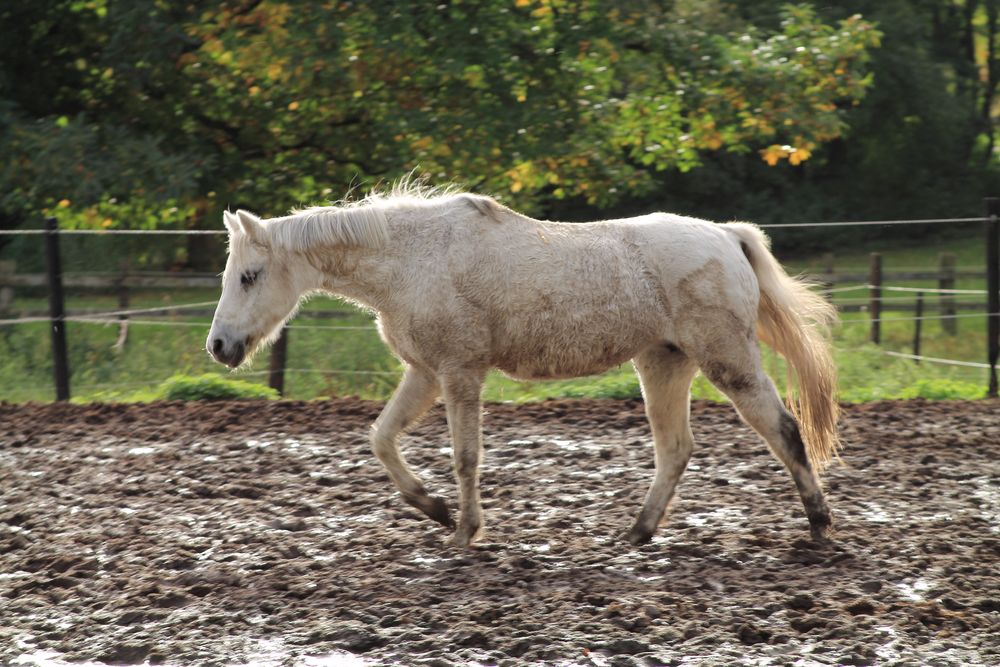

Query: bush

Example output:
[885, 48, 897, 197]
[156, 374, 279, 401]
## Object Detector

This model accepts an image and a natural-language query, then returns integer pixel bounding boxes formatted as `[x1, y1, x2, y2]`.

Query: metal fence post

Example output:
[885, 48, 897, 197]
[44, 217, 70, 400]
[986, 198, 999, 398]
[913, 292, 924, 362]
[938, 252, 956, 335]
[868, 252, 882, 345]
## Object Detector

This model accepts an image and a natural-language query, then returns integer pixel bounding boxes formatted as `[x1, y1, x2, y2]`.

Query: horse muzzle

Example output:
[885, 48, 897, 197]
[208, 335, 248, 368]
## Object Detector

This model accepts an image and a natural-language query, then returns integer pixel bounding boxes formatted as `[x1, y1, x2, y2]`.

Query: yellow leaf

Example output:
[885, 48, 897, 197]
[58, 199, 71, 208]
[510, 180, 523, 193]
[788, 147, 811, 166]
[249, 86, 261, 96]
[760, 145, 786, 166]
[101, 218, 113, 228]
[288, 101, 299, 110]
[515, 0, 531, 7]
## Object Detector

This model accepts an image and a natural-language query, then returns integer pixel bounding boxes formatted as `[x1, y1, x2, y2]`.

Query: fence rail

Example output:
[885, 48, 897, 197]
[1, 202, 998, 400]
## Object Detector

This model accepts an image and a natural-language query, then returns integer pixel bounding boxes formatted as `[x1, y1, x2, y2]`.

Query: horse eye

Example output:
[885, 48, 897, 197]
[240, 270, 260, 288]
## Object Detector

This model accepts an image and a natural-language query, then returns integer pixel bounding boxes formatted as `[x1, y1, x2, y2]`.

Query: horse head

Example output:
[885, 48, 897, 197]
[207, 210, 303, 368]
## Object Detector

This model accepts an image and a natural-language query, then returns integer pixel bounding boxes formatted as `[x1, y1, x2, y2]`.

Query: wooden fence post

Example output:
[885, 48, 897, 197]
[44, 217, 70, 401]
[986, 198, 999, 398]
[268, 325, 289, 396]
[0, 260, 14, 315]
[912, 292, 924, 362]
[112, 259, 130, 351]
[821, 252, 835, 302]
[938, 252, 956, 335]
[868, 252, 882, 345]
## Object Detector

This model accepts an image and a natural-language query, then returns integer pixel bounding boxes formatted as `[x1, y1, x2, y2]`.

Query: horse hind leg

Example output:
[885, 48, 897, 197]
[627, 345, 699, 545]
[699, 345, 833, 541]
[371, 365, 454, 529]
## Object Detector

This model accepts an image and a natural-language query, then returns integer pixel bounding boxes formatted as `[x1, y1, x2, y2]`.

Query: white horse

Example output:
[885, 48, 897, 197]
[207, 183, 839, 547]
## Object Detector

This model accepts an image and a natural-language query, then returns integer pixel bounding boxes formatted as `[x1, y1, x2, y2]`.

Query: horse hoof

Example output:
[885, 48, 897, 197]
[809, 521, 833, 544]
[449, 534, 473, 548]
[426, 496, 455, 530]
[626, 526, 653, 546]
[450, 525, 481, 548]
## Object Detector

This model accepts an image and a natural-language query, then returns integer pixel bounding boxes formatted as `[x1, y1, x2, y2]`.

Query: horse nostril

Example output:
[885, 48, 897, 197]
[212, 338, 224, 356]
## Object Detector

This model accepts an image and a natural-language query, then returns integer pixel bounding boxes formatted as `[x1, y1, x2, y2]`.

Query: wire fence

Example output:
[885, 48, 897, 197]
[1, 215, 993, 236]
[0, 305, 995, 329]
[1, 206, 998, 401]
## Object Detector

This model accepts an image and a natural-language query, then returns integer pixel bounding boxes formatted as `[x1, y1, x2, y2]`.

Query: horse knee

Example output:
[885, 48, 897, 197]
[454, 446, 480, 478]
[370, 422, 398, 462]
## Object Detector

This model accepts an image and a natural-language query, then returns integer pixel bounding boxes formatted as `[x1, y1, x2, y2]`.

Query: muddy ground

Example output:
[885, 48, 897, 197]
[1, 398, 998, 666]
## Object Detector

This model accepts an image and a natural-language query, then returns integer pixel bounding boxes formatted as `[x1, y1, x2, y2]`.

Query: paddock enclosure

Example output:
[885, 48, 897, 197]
[1, 398, 998, 666]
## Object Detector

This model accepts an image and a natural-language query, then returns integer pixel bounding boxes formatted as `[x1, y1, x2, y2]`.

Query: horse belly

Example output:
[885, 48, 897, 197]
[493, 325, 654, 381]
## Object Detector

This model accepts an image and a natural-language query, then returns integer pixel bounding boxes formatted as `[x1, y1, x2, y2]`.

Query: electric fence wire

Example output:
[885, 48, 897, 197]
[0, 215, 991, 235]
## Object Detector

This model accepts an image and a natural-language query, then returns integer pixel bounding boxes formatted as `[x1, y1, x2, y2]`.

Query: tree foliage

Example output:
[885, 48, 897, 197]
[1, 0, 881, 235]
[2, 0, 997, 259]
[629, 0, 999, 252]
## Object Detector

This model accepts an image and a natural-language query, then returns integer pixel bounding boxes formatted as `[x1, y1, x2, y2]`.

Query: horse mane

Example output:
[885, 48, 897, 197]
[264, 179, 502, 251]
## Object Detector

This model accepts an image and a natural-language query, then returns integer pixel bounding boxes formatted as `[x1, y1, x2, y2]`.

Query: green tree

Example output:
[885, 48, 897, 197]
[615, 0, 999, 251]
[1, 0, 881, 248]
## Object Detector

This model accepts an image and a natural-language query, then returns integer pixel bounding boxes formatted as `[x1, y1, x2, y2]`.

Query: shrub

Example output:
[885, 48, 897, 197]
[156, 374, 279, 401]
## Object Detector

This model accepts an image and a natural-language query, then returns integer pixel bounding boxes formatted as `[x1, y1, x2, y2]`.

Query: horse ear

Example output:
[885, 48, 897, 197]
[236, 210, 266, 244]
[222, 210, 239, 234]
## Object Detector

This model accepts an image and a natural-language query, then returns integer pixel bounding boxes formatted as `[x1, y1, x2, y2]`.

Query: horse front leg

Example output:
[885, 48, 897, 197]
[371, 365, 454, 529]
[440, 369, 486, 547]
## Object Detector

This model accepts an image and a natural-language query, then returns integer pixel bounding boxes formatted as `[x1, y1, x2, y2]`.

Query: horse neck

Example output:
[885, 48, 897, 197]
[298, 216, 400, 312]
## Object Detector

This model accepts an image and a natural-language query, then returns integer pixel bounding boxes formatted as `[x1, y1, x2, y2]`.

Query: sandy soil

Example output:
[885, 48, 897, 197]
[1, 398, 998, 666]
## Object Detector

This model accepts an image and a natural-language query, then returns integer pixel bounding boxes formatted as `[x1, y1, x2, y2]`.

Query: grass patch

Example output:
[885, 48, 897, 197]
[156, 373, 279, 401]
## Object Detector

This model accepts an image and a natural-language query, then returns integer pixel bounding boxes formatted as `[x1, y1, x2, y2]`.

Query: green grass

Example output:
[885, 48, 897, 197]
[0, 231, 994, 404]
[156, 373, 280, 401]
[785, 231, 986, 279]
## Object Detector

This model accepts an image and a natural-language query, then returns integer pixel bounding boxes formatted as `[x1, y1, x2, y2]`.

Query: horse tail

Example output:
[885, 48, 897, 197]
[723, 222, 840, 468]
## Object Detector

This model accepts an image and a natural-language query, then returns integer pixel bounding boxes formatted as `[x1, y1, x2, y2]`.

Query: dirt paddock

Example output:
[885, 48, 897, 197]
[1, 398, 998, 666]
